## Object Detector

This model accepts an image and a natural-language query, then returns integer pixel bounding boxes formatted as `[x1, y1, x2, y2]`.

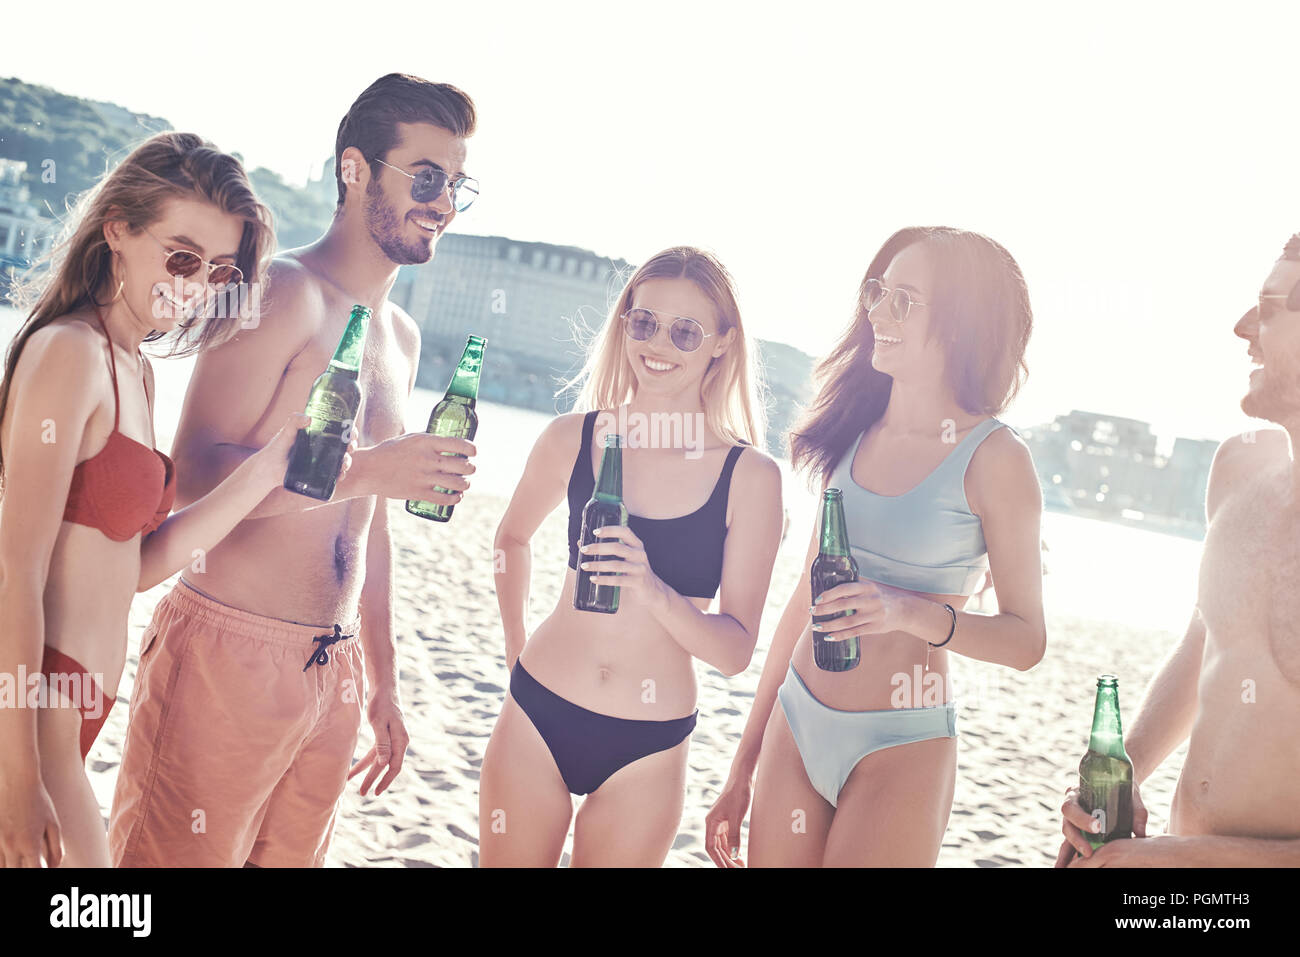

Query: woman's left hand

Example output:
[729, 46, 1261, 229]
[579, 525, 669, 605]
[811, 579, 916, 641]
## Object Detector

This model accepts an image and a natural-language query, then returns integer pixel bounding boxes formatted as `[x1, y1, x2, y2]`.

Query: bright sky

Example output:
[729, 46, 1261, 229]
[7, 0, 1298, 447]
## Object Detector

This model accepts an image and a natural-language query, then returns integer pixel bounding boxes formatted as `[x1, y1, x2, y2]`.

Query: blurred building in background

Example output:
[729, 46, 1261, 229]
[390, 232, 813, 453]
[391, 233, 630, 412]
[1021, 409, 1218, 538]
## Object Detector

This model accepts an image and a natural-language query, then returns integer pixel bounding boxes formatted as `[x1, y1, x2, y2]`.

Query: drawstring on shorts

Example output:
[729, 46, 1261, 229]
[303, 624, 355, 672]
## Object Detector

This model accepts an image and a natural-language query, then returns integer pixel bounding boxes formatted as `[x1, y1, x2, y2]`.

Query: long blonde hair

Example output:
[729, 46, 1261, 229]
[1, 132, 276, 485]
[564, 246, 766, 449]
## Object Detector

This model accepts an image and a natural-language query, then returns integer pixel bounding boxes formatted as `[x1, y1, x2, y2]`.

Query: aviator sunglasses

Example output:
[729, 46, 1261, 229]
[863, 278, 927, 323]
[622, 307, 715, 353]
[143, 227, 242, 287]
[1258, 285, 1300, 320]
[375, 158, 479, 213]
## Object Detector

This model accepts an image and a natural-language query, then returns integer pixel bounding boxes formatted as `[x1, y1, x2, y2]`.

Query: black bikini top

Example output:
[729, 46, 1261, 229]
[566, 410, 745, 600]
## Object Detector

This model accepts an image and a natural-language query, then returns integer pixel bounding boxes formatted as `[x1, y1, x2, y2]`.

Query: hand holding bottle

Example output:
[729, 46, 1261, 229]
[578, 525, 666, 602]
[574, 434, 629, 614]
[250, 413, 357, 495]
[1055, 779, 1149, 866]
[283, 304, 371, 500]
[355, 433, 476, 504]
[408, 335, 485, 522]
[811, 579, 915, 640]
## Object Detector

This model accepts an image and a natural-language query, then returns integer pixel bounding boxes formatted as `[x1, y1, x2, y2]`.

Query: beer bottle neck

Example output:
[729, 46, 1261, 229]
[329, 306, 371, 375]
[445, 336, 486, 400]
[1088, 684, 1126, 756]
[819, 492, 851, 557]
[594, 442, 622, 503]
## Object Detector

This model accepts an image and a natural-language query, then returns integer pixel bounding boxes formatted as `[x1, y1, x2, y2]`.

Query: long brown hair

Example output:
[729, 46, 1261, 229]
[789, 226, 1032, 484]
[563, 246, 766, 448]
[0, 131, 275, 485]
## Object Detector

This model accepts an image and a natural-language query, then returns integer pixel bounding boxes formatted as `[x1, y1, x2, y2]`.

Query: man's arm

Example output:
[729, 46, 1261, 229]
[355, 305, 417, 699]
[347, 494, 408, 796]
[1125, 611, 1206, 783]
[359, 500, 398, 696]
[1071, 833, 1300, 867]
[177, 278, 473, 514]
[171, 260, 371, 517]
[346, 306, 421, 796]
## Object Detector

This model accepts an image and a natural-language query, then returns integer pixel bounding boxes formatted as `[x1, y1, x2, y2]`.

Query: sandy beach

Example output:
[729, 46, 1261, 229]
[85, 487, 1189, 868]
[0, 308, 1191, 869]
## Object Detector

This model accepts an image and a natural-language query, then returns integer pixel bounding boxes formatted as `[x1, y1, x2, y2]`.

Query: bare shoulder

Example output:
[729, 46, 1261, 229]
[248, 254, 328, 345]
[4, 318, 104, 435]
[725, 446, 782, 534]
[389, 303, 421, 350]
[1206, 429, 1287, 519]
[16, 316, 104, 382]
[1214, 427, 1286, 465]
[966, 422, 1041, 516]
[510, 411, 585, 495]
[537, 411, 588, 457]
[730, 445, 782, 499]
[265, 253, 322, 302]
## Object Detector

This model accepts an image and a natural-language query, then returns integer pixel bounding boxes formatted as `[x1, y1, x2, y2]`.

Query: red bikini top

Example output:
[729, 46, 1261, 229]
[62, 308, 176, 541]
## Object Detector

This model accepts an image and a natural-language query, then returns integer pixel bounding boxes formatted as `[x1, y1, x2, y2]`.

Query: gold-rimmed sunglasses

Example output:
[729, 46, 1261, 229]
[621, 307, 715, 353]
[143, 227, 243, 287]
[863, 278, 927, 323]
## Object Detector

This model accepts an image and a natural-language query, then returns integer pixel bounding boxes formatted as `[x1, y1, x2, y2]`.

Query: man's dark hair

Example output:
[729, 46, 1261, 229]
[334, 74, 476, 208]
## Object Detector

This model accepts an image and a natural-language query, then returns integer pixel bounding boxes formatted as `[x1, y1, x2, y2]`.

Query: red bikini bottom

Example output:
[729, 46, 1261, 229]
[41, 646, 113, 761]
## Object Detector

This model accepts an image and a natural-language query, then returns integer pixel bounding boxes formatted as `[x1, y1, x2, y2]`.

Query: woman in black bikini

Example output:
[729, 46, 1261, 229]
[479, 246, 784, 866]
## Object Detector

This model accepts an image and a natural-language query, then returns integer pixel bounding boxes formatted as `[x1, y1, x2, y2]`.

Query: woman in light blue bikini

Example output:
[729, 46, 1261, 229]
[706, 226, 1046, 867]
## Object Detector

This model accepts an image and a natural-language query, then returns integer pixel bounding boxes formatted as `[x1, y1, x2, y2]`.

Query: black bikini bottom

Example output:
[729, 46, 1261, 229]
[510, 660, 697, 795]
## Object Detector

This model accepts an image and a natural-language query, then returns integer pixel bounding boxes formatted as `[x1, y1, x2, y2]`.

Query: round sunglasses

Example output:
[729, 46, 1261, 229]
[143, 227, 243, 287]
[863, 278, 927, 323]
[622, 307, 714, 353]
[375, 158, 479, 213]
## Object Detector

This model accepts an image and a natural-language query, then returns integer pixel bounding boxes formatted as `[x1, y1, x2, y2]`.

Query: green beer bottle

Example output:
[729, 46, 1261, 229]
[573, 434, 628, 614]
[1078, 674, 1135, 848]
[284, 304, 371, 500]
[811, 488, 860, 671]
[407, 335, 486, 523]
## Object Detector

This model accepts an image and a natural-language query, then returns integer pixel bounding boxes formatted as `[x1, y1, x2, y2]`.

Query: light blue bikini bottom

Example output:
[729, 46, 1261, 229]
[777, 663, 957, 808]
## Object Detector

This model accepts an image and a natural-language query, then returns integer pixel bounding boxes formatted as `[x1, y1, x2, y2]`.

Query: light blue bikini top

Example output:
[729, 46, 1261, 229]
[827, 418, 1009, 596]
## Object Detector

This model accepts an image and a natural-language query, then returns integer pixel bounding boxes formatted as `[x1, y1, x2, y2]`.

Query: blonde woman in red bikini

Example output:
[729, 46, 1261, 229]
[0, 133, 340, 866]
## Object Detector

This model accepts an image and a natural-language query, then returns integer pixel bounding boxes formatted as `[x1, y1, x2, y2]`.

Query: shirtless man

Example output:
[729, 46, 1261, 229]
[109, 74, 480, 867]
[1057, 234, 1300, 867]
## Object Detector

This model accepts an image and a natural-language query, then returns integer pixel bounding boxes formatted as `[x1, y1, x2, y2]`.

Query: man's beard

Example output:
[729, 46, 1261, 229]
[1242, 364, 1300, 425]
[363, 178, 434, 266]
